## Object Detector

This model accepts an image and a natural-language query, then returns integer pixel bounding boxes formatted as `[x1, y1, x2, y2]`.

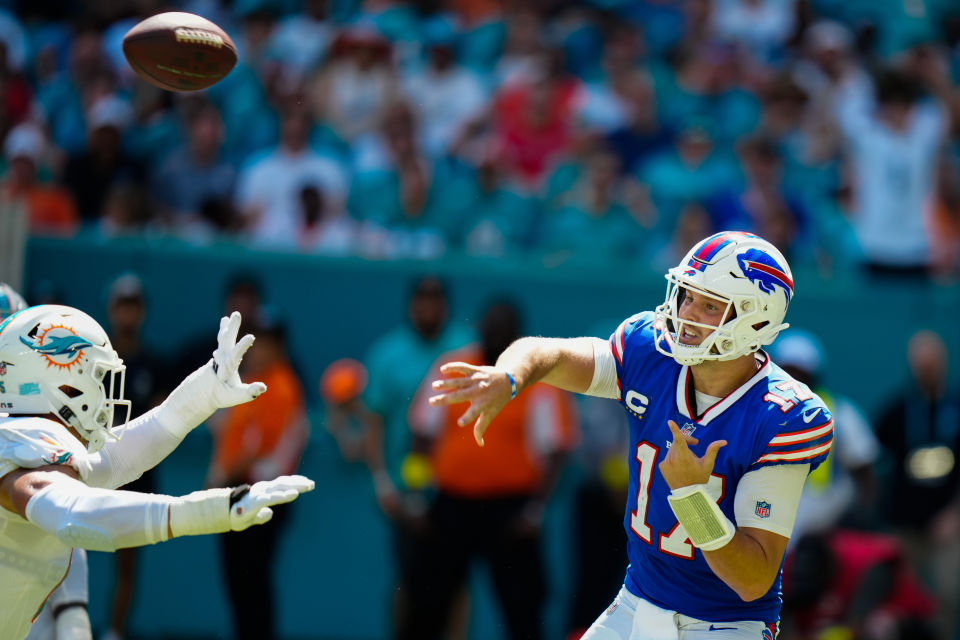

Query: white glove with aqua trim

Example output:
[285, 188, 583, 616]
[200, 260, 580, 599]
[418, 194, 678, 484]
[157, 311, 268, 436]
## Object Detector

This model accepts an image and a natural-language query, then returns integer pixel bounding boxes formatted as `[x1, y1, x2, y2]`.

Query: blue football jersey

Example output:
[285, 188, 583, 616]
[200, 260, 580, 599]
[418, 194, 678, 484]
[610, 312, 833, 624]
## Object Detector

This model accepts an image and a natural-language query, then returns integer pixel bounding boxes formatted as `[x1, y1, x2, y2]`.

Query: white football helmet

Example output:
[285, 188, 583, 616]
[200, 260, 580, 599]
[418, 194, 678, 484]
[654, 231, 794, 366]
[0, 304, 131, 452]
[0, 282, 26, 320]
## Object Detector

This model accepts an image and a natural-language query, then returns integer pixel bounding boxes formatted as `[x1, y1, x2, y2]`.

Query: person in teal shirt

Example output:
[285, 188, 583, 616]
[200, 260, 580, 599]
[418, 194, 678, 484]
[360, 276, 473, 630]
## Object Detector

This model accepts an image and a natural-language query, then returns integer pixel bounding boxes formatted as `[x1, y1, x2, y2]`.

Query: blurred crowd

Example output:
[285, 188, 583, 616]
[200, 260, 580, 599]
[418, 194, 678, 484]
[0, 0, 959, 276]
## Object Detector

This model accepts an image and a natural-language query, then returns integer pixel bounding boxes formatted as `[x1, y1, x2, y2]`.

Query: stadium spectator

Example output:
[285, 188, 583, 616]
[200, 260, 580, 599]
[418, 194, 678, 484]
[0, 122, 77, 235]
[707, 135, 812, 261]
[491, 48, 584, 189]
[401, 19, 488, 158]
[875, 330, 960, 639]
[639, 117, 735, 233]
[348, 102, 467, 257]
[98, 183, 152, 237]
[538, 145, 647, 263]
[605, 68, 674, 176]
[359, 276, 472, 633]
[710, 0, 797, 63]
[0, 41, 31, 142]
[62, 94, 145, 223]
[206, 309, 309, 640]
[267, 0, 333, 82]
[833, 68, 948, 277]
[307, 24, 398, 143]
[235, 107, 347, 248]
[459, 151, 537, 256]
[295, 182, 358, 254]
[406, 300, 578, 640]
[149, 102, 237, 239]
[101, 273, 173, 640]
[771, 330, 880, 540]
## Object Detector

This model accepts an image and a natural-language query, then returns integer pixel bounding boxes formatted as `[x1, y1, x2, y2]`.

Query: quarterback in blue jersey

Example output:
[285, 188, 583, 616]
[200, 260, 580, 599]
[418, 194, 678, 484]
[429, 232, 833, 639]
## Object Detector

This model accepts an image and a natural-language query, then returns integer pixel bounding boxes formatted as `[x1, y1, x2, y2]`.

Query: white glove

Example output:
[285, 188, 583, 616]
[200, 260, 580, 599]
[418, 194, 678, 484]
[230, 475, 315, 531]
[157, 311, 267, 436]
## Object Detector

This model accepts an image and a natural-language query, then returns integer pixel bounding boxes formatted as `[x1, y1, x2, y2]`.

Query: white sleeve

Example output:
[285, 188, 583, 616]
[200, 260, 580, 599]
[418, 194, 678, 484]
[25, 474, 173, 552]
[83, 407, 185, 490]
[734, 464, 809, 537]
[585, 338, 620, 399]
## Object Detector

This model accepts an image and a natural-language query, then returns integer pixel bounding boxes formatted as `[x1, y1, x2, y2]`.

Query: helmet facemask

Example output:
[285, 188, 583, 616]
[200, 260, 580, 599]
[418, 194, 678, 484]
[53, 357, 132, 453]
[654, 271, 787, 366]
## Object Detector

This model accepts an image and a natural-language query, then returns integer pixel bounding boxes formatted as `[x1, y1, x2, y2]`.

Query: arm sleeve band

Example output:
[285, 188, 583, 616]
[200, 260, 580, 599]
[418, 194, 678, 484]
[25, 475, 173, 552]
[667, 484, 736, 551]
[734, 463, 809, 537]
[586, 338, 620, 399]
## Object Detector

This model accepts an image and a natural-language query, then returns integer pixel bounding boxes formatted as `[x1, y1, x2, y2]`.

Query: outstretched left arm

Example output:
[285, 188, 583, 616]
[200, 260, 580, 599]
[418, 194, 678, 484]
[85, 312, 266, 489]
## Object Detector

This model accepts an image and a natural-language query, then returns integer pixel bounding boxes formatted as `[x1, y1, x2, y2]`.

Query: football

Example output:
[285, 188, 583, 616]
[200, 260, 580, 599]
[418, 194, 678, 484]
[122, 12, 237, 92]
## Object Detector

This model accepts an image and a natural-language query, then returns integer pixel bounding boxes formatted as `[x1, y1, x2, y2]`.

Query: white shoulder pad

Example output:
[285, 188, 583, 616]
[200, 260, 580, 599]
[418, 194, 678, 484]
[0, 416, 92, 481]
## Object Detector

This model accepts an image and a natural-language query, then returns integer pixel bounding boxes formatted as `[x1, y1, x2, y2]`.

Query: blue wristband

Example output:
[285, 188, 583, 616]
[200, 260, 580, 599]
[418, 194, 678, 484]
[505, 371, 518, 399]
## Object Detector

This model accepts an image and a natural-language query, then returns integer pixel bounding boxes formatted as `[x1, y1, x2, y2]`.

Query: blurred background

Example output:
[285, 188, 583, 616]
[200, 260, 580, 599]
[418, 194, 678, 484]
[1, 0, 960, 638]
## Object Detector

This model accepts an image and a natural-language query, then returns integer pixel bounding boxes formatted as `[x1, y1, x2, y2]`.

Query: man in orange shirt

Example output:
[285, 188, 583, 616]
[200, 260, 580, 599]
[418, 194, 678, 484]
[1, 123, 78, 236]
[404, 301, 578, 640]
[207, 310, 309, 640]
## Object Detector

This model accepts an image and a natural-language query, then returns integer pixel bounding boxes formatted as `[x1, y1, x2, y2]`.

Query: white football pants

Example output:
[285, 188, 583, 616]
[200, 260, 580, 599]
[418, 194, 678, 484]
[582, 586, 775, 640]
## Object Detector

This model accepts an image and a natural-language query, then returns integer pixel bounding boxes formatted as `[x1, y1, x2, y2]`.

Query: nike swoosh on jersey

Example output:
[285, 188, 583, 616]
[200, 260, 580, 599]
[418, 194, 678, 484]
[709, 625, 738, 631]
[802, 407, 822, 423]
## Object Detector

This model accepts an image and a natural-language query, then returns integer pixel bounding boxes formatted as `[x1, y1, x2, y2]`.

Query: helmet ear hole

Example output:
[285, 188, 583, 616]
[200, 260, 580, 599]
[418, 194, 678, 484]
[752, 321, 770, 331]
[58, 385, 83, 398]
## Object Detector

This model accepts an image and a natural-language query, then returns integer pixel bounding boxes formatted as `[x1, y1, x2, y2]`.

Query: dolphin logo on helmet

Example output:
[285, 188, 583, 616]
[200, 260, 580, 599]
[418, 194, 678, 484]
[20, 334, 93, 356]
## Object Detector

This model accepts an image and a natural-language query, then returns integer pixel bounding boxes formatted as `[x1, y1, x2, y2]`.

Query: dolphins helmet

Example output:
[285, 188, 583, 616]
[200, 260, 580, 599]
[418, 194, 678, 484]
[0, 305, 131, 452]
[0, 282, 26, 320]
[654, 231, 794, 366]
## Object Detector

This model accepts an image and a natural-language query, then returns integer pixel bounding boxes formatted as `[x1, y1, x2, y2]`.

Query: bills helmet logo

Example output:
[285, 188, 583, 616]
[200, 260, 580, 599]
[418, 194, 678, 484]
[755, 501, 771, 518]
[737, 249, 793, 305]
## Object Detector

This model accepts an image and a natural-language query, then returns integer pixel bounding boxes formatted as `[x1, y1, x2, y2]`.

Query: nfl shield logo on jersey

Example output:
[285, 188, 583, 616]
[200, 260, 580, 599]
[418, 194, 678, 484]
[755, 501, 771, 518]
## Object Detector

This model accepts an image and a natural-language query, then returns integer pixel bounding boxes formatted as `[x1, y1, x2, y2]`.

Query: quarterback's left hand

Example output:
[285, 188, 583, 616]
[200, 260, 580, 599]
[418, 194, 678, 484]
[659, 420, 727, 490]
[209, 311, 267, 408]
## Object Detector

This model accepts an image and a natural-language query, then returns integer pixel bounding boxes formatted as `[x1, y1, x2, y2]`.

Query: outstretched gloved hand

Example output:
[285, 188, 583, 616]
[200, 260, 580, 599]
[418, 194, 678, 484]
[158, 311, 267, 435]
[230, 475, 316, 531]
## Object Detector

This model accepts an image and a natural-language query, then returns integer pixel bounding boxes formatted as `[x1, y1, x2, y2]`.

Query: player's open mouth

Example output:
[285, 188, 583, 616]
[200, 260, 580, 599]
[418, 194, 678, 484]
[679, 328, 701, 344]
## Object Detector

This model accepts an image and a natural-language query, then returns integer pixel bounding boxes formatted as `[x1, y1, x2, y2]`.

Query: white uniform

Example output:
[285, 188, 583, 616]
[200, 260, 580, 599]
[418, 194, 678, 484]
[0, 416, 93, 640]
[26, 548, 89, 640]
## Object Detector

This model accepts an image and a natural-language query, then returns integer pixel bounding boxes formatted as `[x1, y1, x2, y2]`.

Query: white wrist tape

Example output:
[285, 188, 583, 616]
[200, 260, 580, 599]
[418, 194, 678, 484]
[168, 488, 232, 537]
[667, 484, 736, 551]
[25, 475, 172, 552]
